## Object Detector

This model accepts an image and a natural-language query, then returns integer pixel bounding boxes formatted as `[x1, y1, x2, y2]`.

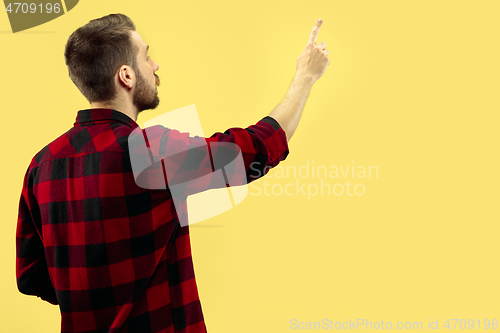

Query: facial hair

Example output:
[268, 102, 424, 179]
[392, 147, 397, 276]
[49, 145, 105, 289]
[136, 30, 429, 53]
[133, 67, 160, 112]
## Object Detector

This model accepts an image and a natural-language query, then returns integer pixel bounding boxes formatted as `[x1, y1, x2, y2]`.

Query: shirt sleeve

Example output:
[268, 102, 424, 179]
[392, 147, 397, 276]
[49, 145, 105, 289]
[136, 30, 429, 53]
[16, 166, 58, 305]
[205, 116, 289, 183]
[128, 116, 289, 196]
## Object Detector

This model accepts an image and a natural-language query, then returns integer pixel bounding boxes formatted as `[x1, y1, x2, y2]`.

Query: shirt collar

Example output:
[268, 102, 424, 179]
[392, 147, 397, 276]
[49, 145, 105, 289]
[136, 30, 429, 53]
[74, 108, 140, 129]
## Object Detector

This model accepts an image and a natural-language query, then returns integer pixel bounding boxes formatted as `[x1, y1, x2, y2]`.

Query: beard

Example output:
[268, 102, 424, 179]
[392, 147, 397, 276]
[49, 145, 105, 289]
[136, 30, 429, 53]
[133, 68, 160, 113]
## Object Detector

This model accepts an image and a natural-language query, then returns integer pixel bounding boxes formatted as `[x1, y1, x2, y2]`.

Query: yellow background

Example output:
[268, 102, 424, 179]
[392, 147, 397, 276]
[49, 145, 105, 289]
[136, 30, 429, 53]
[1, 0, 499, 332]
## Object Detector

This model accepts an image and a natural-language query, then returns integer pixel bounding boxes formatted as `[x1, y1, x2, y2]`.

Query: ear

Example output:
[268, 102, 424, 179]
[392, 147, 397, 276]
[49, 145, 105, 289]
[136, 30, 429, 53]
[117, 65, 135, 89]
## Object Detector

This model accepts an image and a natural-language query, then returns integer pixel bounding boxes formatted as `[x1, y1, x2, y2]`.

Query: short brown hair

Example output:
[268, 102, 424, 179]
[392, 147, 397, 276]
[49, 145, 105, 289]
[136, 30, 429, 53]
[64, 13, 138, 102]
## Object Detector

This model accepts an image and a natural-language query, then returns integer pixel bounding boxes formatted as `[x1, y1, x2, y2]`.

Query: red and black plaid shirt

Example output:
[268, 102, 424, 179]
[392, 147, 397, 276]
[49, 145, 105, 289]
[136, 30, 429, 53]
[16, 108, 289, 333]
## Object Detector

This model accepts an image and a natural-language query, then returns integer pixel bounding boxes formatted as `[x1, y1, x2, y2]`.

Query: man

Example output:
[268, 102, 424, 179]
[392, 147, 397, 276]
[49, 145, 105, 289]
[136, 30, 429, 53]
[16, 13, 329, 333]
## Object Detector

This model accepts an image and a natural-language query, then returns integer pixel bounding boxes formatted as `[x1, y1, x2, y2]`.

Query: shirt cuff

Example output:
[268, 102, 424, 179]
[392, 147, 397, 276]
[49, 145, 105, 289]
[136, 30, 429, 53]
[251, 115, 290, 167]
[260, 116, 283, 131]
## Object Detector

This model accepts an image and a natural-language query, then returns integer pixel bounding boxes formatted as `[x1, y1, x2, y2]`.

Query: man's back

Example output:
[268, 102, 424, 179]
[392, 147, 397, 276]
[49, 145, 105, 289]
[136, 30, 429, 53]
[16, 108, 289, 332]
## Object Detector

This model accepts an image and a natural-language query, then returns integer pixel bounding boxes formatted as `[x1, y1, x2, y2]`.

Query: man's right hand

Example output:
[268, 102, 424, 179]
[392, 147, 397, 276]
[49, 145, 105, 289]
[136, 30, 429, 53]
[267, 19, 330, 141]
[296, 19, 330, 83]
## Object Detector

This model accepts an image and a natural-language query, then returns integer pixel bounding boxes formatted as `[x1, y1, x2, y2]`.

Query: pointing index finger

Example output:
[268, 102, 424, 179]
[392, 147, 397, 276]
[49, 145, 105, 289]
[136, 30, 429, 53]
[308, 19, 323, 45]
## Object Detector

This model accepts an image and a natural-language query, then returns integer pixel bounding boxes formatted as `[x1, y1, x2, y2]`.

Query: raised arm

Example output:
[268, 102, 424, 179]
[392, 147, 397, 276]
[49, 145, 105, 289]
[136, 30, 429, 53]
[268, 19, 330, 141]
[128, 20, 329, 194]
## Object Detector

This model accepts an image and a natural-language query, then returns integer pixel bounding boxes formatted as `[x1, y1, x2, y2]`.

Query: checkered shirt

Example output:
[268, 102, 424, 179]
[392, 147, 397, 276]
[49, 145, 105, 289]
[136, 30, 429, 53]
[16, 108, 289, 333]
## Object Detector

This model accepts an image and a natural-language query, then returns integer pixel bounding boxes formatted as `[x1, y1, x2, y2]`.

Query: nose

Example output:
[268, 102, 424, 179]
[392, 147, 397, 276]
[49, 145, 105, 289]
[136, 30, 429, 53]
[153, 61, 159, 72]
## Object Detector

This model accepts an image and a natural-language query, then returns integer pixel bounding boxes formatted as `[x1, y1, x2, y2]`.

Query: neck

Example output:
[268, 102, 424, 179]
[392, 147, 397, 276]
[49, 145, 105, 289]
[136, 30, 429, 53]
[90, 100, 138, 122]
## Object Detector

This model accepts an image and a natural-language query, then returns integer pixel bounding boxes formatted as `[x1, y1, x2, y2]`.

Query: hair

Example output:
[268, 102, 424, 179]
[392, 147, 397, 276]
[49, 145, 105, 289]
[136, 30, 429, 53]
[64, 13, 139, 102]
